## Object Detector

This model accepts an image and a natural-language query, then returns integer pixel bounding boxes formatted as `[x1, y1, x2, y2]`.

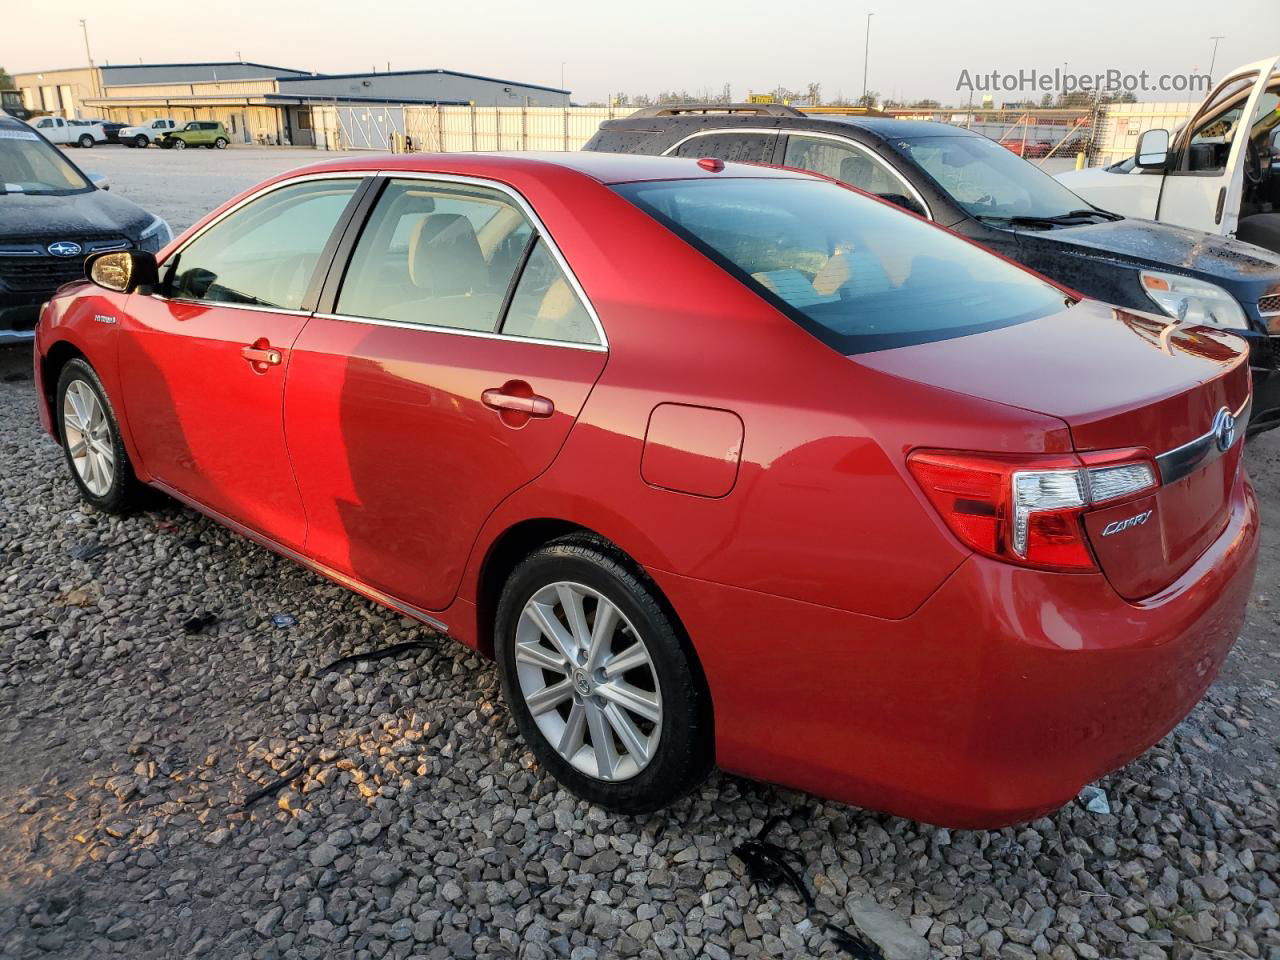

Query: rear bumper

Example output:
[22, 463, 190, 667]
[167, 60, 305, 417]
[650, 468, 1258, 828]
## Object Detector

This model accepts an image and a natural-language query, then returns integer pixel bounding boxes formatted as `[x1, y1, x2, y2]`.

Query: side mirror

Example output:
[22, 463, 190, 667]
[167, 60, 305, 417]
[1135, 129, 1170, 169]
[88, 172, 110, 191]
[86, 250, 159, 294]
[877, 193, 927, 217]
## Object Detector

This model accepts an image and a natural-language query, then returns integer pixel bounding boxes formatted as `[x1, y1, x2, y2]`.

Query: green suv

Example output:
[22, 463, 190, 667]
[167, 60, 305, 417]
[159, 121, 231, 150]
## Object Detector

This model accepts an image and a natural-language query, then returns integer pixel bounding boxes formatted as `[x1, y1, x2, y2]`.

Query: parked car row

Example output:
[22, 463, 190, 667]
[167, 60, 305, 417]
[25, 115, 232, 150]
[22, 108, 1271, 826]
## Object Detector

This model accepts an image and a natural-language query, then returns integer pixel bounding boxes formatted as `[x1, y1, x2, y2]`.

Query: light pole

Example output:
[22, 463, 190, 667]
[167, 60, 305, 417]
[560, 61, 566, 91]
[862, 13, 874, 103]
[1208, 36, 1224, 79]
[79, 19, 100, 113]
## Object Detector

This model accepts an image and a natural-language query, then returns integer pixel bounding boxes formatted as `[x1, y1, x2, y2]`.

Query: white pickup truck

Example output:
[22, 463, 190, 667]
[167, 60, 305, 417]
[29, 115, 107, 148]
[119, 118, 178, 148]
[1057, 56, 1280, 254]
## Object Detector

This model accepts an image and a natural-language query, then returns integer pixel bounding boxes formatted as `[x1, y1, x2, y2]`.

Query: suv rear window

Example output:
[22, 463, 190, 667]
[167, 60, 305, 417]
[613, 177, 1067, 354]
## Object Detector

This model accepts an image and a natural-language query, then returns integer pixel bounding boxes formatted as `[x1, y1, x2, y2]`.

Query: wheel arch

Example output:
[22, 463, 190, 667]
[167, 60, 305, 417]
[41, 339, 89, 441]
[473, 520, 709, 695]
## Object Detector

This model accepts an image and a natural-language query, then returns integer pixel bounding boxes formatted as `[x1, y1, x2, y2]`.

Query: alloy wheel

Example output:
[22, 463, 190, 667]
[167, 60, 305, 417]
[514, 581, 662, 782]
[62, 380, 115, 497]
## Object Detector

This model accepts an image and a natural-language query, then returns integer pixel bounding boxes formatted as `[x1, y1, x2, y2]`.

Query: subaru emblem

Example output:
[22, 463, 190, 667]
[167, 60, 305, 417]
[1212, 407, 1236, 453]
[47, 240, 83, 258]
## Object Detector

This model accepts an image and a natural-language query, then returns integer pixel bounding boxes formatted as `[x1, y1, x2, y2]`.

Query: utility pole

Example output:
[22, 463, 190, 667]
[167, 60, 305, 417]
[1208, 36, 1224, 79]
[560, 61, 566, 91]
[79, 19, 100, 114]
[862, 13, 873, 102]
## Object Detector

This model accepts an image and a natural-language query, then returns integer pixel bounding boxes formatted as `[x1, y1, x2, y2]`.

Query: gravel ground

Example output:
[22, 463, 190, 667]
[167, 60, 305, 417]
[1, 341, 1278, 960]
[64, 145, 366, 233]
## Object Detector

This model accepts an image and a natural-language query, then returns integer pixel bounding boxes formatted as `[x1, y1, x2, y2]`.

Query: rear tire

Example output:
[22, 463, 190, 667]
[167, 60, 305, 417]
[55, 359, 142, 514]
[494, 537, 713, 813]
[214, 137, 228, 149]
[78, 134, 94, 148]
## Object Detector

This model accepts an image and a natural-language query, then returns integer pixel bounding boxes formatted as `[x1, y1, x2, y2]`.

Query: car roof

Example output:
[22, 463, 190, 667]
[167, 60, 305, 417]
[799, 117, 984, 140]
[283, 150, 819, 186]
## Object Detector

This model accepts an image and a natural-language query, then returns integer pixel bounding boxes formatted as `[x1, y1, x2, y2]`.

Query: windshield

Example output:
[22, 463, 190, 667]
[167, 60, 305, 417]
[613, 177, 1068, 354]
[0, 129, 92, 195]
[892, 135, 1094, 221]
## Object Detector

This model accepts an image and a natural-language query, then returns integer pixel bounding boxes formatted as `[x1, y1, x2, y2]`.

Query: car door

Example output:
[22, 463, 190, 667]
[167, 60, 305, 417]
[1157, 58, 1277, 235]
[117, 174, 366, 550]
[664, 130, 780, 164]
[284, 175, 608, 612]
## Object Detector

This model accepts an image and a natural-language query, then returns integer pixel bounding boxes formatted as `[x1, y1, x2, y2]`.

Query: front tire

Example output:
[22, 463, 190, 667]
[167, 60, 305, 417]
[56, 360, 142, 514]
[172, 139, 186, 150]
[78, 134, 94, 148]
[133, 134, 149, 148]
[495, 538, 713, 813]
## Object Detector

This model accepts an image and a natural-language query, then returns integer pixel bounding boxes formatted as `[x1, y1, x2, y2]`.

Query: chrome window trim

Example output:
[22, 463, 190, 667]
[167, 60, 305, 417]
[310, 311, 608, 353]
[660, 127, 934, 221]
[365, 170, 608, 350]
[1154, 394, 1251, 485]
[154, 171, 365, 318]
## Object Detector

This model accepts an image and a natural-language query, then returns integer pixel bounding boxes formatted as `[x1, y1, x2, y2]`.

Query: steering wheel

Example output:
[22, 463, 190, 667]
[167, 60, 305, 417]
[1243, 139, 1264, 186]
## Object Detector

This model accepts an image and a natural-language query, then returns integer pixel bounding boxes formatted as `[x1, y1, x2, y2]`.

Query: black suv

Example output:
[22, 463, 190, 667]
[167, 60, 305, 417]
[0, 115, 170, 341]
[585, 104, 1280, 435]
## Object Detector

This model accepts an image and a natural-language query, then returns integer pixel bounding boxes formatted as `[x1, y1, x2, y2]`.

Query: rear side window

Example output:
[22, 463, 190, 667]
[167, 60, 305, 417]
[669, 132, 777, 163]
[500, 238, 599, 344]
[614, 177, 1066, 354]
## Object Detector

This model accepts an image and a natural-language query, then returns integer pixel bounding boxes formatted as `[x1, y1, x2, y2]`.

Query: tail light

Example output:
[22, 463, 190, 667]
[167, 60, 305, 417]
[907, 449, 1157, 571]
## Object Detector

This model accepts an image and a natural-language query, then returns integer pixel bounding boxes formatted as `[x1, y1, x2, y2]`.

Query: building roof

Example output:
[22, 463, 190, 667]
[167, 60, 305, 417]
[277, 68, 568, 95]
[100, 62, 312, 85]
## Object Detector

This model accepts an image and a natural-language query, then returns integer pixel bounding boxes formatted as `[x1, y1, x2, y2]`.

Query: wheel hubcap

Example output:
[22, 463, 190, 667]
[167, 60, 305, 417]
[62, 380, 115, 497]
[514, 581, 662, 782]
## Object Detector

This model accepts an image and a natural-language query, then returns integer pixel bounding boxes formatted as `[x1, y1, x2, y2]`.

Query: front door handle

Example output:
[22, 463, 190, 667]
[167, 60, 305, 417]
[482, 387, 554, 418]
[241, 342, 282, 367]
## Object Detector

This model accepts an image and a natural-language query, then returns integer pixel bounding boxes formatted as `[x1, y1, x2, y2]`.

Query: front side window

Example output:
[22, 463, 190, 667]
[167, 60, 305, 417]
[614, 177, 1066, 354]
[892, 135, 1090, 220]
[168, 178, 360, 308]
[1180, 73, 1258, 173]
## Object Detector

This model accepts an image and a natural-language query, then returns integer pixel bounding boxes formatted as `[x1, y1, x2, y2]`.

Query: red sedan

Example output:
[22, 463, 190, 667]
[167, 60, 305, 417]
[32, 152, 1258, 826]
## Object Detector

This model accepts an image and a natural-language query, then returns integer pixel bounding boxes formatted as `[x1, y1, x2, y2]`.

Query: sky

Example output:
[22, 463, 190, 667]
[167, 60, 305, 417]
[5, 0, 1278, 105]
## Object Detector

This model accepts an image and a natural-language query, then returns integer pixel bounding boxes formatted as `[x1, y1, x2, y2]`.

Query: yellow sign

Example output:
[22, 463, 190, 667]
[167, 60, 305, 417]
[748, 94, 775, 104]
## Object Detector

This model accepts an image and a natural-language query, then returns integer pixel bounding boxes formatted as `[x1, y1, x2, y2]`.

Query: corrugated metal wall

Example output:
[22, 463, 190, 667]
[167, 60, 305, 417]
[313, 105, 640, 152]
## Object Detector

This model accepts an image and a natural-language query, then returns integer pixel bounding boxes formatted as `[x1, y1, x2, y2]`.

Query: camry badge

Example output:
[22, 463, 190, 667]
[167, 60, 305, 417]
[47, 240, 83, 258]
[1212, 407, 1236, 453]
[1101, 510, 1153, 537]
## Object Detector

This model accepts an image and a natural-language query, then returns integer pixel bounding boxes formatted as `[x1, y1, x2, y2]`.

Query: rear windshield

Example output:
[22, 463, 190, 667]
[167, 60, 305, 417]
[613, 177, 1067, 354]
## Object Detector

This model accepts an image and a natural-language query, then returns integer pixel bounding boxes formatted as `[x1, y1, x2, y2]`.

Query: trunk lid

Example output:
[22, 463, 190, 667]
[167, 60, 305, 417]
[860, 299, 1252, 599]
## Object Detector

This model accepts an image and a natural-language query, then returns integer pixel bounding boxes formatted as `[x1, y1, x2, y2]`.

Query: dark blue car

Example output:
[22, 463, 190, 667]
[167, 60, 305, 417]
[585, 106, 1280, 435]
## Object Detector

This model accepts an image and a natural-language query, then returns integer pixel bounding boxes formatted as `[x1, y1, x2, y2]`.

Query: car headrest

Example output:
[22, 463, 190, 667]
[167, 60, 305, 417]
[408, 213, 486, 295]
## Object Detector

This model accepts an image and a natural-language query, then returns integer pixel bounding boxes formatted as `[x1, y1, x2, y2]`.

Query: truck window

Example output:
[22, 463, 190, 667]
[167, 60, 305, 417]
[1179, 73, 1258, 174]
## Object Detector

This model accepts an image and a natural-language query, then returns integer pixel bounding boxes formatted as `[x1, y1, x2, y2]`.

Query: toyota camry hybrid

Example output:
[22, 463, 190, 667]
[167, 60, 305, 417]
[32, 152, 1258, 827]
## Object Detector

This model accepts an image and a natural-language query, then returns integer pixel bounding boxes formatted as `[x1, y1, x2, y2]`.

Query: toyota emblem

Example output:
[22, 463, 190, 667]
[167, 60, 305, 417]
[1212, 407, 1236, 453]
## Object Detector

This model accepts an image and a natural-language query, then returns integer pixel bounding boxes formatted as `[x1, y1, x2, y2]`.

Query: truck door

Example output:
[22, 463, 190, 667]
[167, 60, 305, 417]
[1157, 57, 1278, 236]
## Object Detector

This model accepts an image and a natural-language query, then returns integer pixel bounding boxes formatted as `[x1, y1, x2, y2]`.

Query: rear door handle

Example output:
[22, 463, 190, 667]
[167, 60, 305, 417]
[482, 387, 554, 418]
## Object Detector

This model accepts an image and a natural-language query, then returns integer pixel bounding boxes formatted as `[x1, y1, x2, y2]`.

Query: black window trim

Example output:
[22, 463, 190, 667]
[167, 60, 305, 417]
[313, 171, 608, 352]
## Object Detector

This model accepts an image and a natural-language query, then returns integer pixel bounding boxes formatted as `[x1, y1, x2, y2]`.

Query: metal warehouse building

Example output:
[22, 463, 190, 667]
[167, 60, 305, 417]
[10, 61, 570, 147]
